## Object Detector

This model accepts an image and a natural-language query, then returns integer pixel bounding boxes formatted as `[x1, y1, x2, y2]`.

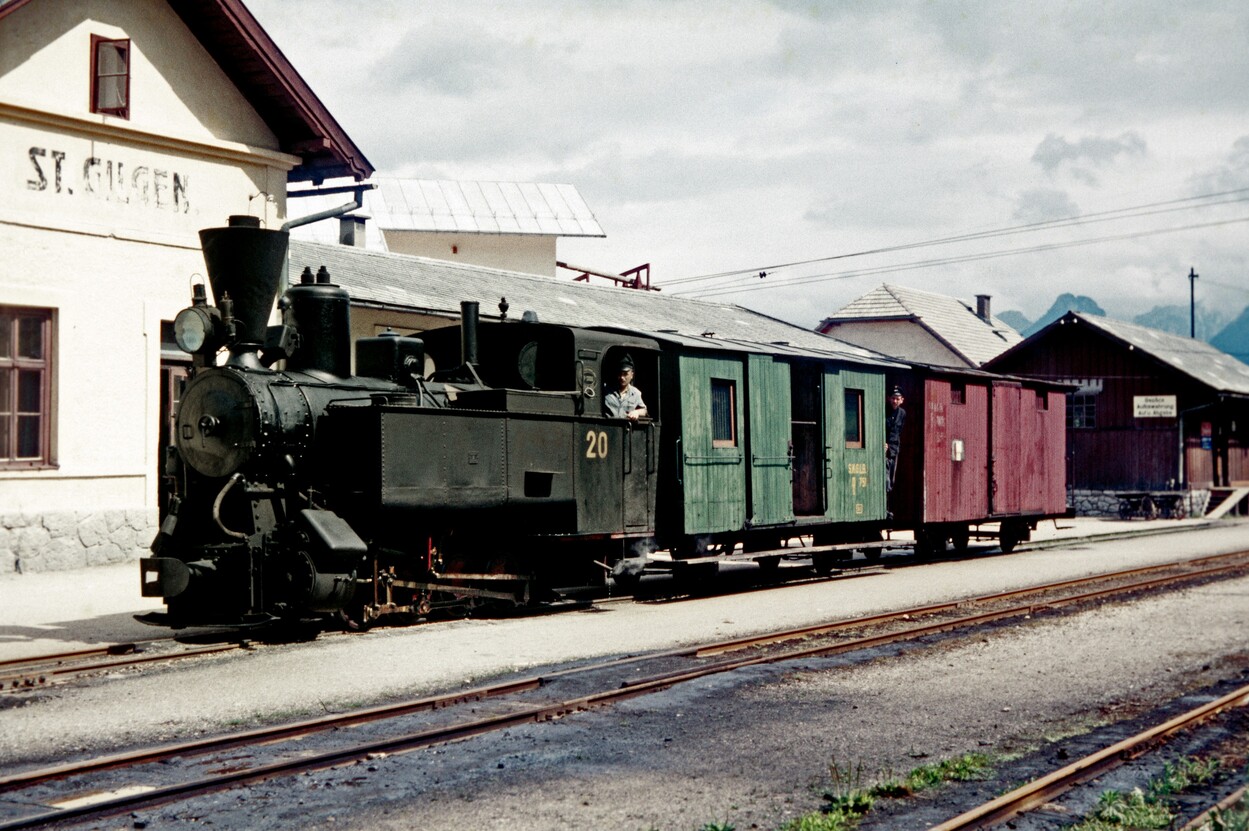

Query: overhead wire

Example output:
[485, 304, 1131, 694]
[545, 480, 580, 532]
[661, 185, 1249, 294]
[678, 215, 1249, 299]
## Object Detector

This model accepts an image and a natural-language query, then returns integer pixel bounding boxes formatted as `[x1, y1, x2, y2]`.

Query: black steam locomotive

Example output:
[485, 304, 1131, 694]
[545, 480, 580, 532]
[142, 217, 662, 628]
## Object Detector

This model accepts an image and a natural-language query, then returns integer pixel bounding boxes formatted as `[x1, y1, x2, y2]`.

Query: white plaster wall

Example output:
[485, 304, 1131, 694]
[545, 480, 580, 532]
[0, 0, 274, 148]
[821, 320, 968, 366]
[382, 230, 558, 277]
[0, 0, 305, 569]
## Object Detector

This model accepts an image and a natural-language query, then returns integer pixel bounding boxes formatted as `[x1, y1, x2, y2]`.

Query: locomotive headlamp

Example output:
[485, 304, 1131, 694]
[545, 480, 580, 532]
[173, 305, 223, 355]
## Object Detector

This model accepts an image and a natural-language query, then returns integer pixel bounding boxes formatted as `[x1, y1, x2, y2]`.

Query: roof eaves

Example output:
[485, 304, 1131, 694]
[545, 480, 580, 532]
[169, 0, 373, 183]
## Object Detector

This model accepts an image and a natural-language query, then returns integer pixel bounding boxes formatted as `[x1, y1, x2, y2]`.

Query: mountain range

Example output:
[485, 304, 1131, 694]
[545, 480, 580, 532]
[1000, 294, 1249, 362]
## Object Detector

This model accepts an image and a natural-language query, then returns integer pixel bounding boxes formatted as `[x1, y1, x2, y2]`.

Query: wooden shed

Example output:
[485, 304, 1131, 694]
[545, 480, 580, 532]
[986, 312, 1249, 515]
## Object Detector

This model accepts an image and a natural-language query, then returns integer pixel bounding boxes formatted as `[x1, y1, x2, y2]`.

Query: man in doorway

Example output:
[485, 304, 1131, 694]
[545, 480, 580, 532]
[885, 386, 906, 491]
[604, 355, 647, 421]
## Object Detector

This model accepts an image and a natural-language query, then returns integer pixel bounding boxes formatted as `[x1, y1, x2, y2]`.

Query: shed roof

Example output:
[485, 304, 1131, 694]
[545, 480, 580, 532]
[817, 284, 1022, 366]
[0, 0, 373, 183]
[1007, 312, 1249, 396]
[289, 180, 605, 248]
[289, 240, 886, 365]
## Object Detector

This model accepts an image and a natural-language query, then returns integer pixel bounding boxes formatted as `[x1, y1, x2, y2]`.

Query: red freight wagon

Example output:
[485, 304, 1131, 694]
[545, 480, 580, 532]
[888, 366, 1069, 555]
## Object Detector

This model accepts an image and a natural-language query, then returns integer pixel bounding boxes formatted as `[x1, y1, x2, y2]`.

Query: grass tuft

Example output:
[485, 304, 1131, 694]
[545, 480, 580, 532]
[1069, 756, 1222, 831]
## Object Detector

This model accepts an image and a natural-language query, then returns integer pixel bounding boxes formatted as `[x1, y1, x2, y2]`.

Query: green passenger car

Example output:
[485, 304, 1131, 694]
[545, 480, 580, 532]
[647, 334, 889, 552]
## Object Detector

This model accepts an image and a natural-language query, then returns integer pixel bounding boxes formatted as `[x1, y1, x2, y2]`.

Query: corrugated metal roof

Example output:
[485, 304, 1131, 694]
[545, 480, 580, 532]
[1067, 313, 1249, 395]
[818, 284, 1022, 366]
[289, 240, 886, 365]
[288, 179, 605, 247]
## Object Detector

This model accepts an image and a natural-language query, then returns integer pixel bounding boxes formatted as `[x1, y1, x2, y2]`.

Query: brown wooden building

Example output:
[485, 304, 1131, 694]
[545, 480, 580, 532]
[986, 312, 1249, 512]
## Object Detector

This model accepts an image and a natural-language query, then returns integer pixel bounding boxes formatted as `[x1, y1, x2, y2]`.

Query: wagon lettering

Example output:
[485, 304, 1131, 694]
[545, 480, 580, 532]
[847, 462, 867, 474]
[585, 430, 608, 459]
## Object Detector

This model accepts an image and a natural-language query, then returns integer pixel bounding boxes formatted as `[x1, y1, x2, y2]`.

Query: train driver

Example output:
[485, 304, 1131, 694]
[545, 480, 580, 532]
[604, 354, 648, 421]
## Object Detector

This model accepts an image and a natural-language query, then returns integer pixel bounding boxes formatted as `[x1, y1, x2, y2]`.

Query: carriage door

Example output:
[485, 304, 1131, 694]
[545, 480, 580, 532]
[678, 353, 747, 535]
[824, 367, 887, 522]
[990, 381, 1023, 514]
[747, 355, 794, 526]
[790, 362, 824, 515]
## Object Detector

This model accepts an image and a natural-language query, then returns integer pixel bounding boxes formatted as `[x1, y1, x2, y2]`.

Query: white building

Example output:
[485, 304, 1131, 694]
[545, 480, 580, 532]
[290, 178, 606, 278]
[0, 0, 370, 571]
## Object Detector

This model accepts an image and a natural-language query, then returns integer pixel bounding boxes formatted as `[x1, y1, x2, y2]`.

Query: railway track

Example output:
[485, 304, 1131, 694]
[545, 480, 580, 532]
[2, 548, 1247, 829]
[930, 681, 1249, 830]
[0, 635, 256, 693]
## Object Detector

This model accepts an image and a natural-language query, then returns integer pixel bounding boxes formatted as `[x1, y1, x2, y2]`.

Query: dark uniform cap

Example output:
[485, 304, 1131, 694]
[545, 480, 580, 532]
[617, 354, 635, 371]
[890, 386, 903, 397]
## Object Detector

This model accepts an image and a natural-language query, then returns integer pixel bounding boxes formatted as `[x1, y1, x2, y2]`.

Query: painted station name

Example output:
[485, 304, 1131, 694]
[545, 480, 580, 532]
[26, 146, 190, 212]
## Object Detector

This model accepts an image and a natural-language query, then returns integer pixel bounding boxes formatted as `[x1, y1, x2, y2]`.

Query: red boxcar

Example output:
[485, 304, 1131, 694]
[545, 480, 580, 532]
[889, 366, 1068, 554]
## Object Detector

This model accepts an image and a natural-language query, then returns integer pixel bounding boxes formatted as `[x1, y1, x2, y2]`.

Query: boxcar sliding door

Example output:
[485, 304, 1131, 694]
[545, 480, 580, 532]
[747, 355, 795, 527]
[678, 353, 747, 535]
[824, 367, 887, 522]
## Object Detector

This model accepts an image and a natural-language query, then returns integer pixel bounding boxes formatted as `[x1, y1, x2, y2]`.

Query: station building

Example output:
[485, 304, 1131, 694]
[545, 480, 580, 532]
[986, 312, 1249, 516]
[0, 0, 370, 572]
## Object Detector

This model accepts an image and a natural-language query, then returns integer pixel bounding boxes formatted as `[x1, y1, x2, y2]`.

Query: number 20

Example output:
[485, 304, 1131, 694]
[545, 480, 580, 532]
[585, 430, 608, 459]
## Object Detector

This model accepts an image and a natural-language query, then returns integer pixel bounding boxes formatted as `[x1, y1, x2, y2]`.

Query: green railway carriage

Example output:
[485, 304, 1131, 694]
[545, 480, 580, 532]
[602, 331, 891, 555]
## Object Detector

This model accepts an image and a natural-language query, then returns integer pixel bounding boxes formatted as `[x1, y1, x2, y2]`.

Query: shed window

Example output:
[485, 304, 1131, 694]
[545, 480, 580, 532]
[711, 379, 736, 447]
[1067, 392, 1096, 428]
[0, 307, 54, 467]
[1036, 390, 1048, 410]
[950, 382, 965, 405]
[844, 389, 864, 448]
[91, 36, 130, 118]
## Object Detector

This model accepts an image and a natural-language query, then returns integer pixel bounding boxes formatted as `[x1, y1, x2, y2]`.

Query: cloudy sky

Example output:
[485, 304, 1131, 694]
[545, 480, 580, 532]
[246, 1, 1249, 329]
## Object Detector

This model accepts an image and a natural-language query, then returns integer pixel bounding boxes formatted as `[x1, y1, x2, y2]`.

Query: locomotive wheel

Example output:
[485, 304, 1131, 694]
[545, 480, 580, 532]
[611, 570, 642, 595]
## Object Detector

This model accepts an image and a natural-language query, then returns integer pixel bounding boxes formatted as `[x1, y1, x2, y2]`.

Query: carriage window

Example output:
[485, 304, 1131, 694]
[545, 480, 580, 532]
[844, 389, 863, 448]
[0, 306, 54, 467]
[91, 36, 130, 118]
[950, 382, 965, 405]
[711, 379, 736, 447]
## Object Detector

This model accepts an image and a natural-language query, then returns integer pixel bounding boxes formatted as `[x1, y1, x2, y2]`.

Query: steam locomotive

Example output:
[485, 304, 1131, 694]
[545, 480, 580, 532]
[140, 218, 1068, 630]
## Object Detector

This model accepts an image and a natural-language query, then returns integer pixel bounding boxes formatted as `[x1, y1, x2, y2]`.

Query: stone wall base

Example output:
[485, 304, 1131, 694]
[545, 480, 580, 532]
[1070, 489, 1211, 519]
[0, 509, 158, 574]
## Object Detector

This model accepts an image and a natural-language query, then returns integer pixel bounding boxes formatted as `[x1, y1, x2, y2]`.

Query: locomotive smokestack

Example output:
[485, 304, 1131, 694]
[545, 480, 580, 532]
[199, 216, 289, 366]
[460, 301, 479, 367]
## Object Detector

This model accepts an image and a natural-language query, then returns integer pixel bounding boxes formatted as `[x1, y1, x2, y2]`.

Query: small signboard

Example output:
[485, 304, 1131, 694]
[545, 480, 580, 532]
[1133, 395, 1177, 418]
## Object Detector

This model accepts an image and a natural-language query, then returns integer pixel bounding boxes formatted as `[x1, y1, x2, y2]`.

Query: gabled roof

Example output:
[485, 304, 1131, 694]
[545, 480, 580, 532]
[0, 0, 373, 183]
[289, 179, 605, 248]
[995, 312, 1249, 396]
[289, 240, 889, 365]
[817, 284, 1022, 366]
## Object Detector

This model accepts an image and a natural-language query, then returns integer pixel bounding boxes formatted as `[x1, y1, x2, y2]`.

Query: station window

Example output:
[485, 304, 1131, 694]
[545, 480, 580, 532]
[844, 389, 864, 448]
[0, 307, 54, 467]
[91, 36, 130, 119]
[1067, 392, 1096, 428]
[711, 378, 736, 447]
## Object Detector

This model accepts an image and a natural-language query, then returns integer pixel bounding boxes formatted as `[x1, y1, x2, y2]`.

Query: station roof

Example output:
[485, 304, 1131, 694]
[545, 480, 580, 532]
[998, 312, 1249, 396]
[0, 0, 374, 183]
[817, 283, 1022, 366]
[289, 240, 887, 365]
[288, 179, 605, 248]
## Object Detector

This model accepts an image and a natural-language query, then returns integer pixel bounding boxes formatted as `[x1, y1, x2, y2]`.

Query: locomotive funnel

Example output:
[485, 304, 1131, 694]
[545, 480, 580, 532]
[199, 216, 289, 359]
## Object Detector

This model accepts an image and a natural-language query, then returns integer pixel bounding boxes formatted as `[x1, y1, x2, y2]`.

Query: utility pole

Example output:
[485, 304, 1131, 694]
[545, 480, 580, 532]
[1189, 266, 1199, 338]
